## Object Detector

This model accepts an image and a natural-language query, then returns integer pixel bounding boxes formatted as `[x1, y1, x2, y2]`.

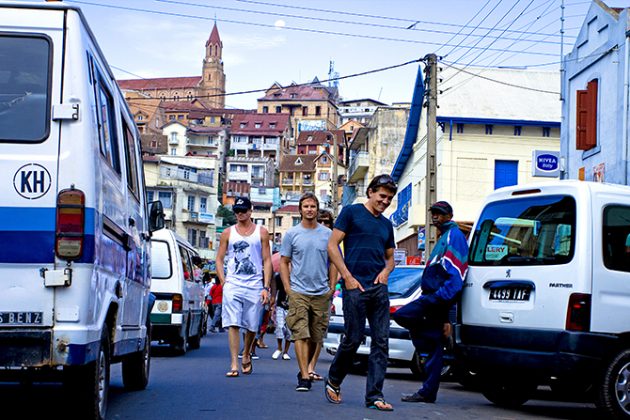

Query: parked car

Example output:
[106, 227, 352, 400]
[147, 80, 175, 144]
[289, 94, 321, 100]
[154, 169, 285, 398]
[323, 265, 455, 377]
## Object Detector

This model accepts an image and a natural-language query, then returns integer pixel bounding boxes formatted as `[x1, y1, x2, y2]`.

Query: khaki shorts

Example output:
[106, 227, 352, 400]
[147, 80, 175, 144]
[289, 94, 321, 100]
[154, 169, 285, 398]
[285, 291, 330, 343]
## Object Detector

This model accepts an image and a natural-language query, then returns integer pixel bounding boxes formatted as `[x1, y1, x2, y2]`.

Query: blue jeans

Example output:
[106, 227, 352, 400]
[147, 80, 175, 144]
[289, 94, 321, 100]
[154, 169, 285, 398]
[328, 284, 390, 404]
[211, 304, 222, 329]
[393, 298, 445, 401]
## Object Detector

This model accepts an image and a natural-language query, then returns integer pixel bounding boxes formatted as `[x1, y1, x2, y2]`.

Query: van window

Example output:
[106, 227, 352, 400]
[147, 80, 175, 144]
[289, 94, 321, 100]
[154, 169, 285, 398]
[179, 246, 193, 282]
[122, 118, 140, 200]
[0, 35, 50, 142]
[469, 195, 576, 266]
[151, 240, 172, 279]
[94, 70, 121, 174]
[603, 205, 630, 273]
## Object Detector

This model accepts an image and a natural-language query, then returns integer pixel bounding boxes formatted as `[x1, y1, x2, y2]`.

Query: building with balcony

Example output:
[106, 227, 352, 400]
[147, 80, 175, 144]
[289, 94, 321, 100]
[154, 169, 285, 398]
[269, 204, 302, 247]
[224, 156, 275, 204]
[278, 154, 318, 202]
[257, 78, 339, 141]
[143, 155, 220, 259]
[344, 105, 410, 205]
[338, 98, 387, 125]
[296, 130, 347, 164]
[229, 113, 291, 163]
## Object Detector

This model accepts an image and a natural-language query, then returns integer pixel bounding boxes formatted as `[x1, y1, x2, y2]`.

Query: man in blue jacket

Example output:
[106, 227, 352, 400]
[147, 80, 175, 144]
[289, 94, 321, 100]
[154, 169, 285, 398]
[393, 201, 468, 403]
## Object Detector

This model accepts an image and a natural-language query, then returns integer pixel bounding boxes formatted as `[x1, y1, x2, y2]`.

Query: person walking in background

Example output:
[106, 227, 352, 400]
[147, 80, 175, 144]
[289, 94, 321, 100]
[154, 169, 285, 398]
[209, 277, 224, 333]
[216, 197, 272, 378]
[324, 174, 397, 412]
[393, 201, 468, 404]
[281, 193, 336, 392]
[271, 272, 291, 360]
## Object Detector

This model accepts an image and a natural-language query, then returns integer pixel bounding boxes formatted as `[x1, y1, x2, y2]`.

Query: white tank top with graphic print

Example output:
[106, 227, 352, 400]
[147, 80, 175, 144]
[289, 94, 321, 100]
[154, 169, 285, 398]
[225, 224, 263, 289]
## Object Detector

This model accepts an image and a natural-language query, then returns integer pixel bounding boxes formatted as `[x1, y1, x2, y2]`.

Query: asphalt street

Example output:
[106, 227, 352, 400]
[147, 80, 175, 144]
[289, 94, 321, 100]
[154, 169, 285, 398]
[0, 331, 599, 419]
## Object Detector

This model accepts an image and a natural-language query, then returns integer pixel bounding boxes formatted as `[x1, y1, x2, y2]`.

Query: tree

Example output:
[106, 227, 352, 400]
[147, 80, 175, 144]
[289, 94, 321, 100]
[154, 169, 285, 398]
[216, 204, 236, 227]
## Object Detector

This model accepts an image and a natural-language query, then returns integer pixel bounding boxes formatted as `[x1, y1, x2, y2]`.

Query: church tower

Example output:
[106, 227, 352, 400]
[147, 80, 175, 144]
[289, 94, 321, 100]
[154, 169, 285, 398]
[199, 23, 226, 108]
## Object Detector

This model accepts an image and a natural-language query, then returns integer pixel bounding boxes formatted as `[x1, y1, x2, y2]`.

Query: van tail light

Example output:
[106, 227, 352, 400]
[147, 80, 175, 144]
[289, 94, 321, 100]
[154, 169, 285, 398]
[566, 293, 591, 332]
[172, 294, 183, 313]
[55, 188, 85, 260]
[390, 305, 402, 314]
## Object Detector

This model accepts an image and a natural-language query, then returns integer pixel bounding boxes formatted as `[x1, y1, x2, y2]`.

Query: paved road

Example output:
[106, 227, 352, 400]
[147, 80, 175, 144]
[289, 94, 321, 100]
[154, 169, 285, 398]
[0, 332, 600, 419]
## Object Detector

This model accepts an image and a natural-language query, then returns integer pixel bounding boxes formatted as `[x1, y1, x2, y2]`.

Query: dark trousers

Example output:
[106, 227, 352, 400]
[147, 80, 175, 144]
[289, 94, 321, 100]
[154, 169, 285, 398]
[328, 284, 389, 404]
[392, 298, 444, 401]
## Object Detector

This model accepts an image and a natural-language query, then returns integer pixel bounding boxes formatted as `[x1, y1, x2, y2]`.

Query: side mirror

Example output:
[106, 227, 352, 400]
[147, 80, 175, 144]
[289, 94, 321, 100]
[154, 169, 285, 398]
[149, 200, 165, 232]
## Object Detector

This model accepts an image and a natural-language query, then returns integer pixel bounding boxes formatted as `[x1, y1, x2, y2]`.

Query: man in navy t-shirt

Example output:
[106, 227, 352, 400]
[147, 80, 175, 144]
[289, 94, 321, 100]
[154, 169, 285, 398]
[324, 174, 397, 412]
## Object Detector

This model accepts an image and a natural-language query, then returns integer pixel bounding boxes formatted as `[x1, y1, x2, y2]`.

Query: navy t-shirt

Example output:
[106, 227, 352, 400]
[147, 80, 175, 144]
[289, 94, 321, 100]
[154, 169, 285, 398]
[335, 203, 395, 289]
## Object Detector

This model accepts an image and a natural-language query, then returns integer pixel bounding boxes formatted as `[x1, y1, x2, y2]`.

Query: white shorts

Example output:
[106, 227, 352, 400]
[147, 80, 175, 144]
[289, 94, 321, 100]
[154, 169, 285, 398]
[221, 282, 264, 332]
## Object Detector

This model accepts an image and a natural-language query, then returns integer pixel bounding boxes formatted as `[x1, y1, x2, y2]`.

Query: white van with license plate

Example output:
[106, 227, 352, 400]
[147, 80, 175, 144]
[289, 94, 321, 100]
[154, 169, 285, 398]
[457, 180, 630, 418]
[0, 3, 163, 419]
[150, 228, 205, 354]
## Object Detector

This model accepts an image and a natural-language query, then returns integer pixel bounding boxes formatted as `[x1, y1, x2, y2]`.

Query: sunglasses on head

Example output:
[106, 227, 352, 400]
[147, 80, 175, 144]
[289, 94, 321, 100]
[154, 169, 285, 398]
[374, 175, 397, 188]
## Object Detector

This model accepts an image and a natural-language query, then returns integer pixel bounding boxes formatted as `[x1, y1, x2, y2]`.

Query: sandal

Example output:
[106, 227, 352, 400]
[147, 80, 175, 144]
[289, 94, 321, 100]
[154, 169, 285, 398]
[241, 360, 253, 375]
[309, 371, 324, 381]
[366, 398, 394, 411]
[324, 378, 341, 404]
[225, 370, 239, 378]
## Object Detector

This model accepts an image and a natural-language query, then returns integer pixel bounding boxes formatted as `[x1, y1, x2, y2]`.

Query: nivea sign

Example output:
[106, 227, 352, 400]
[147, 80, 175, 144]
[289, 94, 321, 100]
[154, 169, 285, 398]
[532, 150, 560, 177]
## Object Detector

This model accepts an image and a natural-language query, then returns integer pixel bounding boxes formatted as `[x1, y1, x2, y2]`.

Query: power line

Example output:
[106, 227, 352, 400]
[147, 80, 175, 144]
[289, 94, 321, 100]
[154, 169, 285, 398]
[151, 0, 566, 45]
[232, 0, 578, 39]
[65, 0, 566, 56]
[440, 61, 560, 95]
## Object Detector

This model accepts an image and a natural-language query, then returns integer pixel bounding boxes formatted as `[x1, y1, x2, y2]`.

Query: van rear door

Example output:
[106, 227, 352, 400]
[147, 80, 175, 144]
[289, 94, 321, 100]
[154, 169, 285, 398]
[465, 193, 580, 330]
[0, 7, 65, 328]
[591, 194, 630, 333]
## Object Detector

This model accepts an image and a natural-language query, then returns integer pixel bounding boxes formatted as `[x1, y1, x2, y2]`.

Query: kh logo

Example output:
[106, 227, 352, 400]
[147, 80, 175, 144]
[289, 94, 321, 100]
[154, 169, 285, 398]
[505, 269, 511, 278]
[13, 163, 52, 200]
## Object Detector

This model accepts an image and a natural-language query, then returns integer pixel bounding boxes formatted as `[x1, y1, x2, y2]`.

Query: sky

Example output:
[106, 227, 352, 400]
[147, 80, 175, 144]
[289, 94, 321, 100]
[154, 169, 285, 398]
[22, 0, 630, 109]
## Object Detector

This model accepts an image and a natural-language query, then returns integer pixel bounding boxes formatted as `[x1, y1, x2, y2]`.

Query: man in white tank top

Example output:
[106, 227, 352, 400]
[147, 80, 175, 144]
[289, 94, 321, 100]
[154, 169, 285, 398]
[216, 197, 272, 377]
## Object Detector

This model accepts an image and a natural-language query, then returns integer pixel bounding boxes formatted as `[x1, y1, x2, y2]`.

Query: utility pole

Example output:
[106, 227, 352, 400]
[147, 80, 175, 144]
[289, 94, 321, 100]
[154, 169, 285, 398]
[331, 130, 339, 217]
[424, 53, 438, 260]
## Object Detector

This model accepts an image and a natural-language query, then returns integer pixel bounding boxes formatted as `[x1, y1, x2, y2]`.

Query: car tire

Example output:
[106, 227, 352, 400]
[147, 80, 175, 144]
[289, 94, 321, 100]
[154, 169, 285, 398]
[409, 350, 452, 379]
[122, 320, 151, 390]
[480, 376, 536, 408]
[64, 327, 110, 420]
[596, 348, 630, 419]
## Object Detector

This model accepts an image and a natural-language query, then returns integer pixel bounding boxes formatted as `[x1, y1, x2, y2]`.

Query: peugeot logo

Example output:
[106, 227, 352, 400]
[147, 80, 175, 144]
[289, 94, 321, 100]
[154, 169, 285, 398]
[506, 269, 511, 278]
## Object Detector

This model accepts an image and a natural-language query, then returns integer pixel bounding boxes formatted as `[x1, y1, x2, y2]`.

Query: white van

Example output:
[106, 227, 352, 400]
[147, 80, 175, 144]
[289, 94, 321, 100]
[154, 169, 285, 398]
[0, 2, 163, 419]
[150, 228, 205, 354]
[457, 180, 630, 418]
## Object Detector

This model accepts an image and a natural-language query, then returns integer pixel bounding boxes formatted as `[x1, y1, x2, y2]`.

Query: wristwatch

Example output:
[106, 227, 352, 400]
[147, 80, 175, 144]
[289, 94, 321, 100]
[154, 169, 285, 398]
[263, 286, 271, 292]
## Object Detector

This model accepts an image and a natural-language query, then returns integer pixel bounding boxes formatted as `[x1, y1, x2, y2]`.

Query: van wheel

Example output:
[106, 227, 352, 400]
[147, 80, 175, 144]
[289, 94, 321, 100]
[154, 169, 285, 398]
[480, 377, 535, 408]
[64, 328, 110, 419]
[122, 321, 151, 390]
[597, 349, 630, 419]
[173, 327, 188, 355]
[189, 316, 202, 350]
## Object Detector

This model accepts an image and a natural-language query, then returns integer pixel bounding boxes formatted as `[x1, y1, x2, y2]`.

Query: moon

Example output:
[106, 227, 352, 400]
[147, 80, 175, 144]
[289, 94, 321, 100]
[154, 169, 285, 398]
[274, 19, 286, 29]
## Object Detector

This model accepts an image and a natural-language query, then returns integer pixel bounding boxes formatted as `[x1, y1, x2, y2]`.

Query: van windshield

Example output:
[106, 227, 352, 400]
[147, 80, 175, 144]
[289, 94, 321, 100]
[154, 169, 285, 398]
[469, 195, 576, 266]
[0, 35, 50, 142]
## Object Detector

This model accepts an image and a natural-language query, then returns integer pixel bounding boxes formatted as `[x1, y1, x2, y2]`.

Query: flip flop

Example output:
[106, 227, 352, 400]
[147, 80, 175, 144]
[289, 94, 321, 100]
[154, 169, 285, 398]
[241, 360, 253, 375]
[309, 371, 324, 381]
[324, 378, 341, 404]
[366, 398, 394, 411]
[225, 370, 239, 378]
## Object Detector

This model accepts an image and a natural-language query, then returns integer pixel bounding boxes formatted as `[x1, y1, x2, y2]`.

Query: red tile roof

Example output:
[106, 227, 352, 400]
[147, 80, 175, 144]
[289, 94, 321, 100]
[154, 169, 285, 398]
[231, 113, 290, 135]
[207, 23, 221, 46]
[277, 205, 299, 213]
[259, 83, 333, 102]
[187, 126, 224, 134]
[118, 76, 201, 91]
[296, 130, 345, 146]
[279, 154, 317, 172]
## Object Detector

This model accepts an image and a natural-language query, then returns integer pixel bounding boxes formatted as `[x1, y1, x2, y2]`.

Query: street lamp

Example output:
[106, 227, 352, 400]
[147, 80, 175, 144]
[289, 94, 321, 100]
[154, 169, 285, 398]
[324, 130, 339, 217]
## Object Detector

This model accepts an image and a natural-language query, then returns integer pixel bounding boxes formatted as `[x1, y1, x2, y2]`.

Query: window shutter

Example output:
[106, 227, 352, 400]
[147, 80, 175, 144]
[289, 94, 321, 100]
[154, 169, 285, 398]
[576, 89, 589, 150]
[576, 79, 598, 151]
